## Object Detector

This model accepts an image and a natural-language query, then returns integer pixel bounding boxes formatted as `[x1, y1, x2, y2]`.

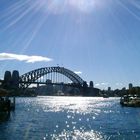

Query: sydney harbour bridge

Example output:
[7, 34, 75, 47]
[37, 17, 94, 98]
[0, 66, 99, 96]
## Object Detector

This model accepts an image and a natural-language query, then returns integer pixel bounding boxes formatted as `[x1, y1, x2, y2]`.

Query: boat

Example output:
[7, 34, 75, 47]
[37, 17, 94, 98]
[120, 95, 140, 107]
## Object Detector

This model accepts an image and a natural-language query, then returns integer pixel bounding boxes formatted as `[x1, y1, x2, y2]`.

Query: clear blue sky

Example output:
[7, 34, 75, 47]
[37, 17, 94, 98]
[0, 0, 140, 89]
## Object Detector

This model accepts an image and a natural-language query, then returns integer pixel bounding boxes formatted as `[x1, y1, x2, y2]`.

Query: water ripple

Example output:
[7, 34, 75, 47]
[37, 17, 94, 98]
[0, 96, 140, 140]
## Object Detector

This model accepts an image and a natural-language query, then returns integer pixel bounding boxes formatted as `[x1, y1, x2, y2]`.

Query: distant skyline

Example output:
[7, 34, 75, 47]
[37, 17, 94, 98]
[0, 0, 140, 89]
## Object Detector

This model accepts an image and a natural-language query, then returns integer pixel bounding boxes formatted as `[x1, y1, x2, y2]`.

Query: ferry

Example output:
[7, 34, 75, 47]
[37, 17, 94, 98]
[120, 95, 140, 107]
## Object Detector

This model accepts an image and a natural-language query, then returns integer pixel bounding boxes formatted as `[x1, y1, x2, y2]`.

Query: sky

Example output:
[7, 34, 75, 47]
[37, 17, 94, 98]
[0, 0, 140, 90]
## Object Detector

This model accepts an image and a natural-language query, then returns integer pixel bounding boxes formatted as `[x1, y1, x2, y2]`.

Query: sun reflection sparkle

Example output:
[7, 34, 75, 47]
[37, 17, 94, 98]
[46, 129, 104, 140]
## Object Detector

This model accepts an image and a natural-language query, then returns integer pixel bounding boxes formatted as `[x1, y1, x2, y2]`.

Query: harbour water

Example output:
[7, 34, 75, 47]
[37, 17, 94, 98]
[0, 96, 140, 140]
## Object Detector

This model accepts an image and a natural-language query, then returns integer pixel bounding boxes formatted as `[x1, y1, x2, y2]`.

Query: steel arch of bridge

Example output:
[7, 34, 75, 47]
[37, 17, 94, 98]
[19, 66, 84, 88]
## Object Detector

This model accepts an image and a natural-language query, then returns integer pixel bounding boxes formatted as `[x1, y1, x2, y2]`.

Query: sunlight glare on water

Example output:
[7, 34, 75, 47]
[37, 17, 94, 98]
[1, 96, 140, 140]
[35, 96, 112, 114]
[34, 96, 108, 139]
[51, 129, 103, 140]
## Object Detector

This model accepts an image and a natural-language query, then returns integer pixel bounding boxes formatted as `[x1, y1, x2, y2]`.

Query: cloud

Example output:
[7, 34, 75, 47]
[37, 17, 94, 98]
[95, 83, 100, 87]
[94, 83, 109, 88]
[101, 82, 108, 85]
[74, 71, 82, 75]
[0, 53, 53, 63]
[115, 83, 123, 86]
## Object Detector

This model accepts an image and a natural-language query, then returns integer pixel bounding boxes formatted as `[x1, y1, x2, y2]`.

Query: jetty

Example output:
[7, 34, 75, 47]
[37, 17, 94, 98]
[0, 88, 15, 112]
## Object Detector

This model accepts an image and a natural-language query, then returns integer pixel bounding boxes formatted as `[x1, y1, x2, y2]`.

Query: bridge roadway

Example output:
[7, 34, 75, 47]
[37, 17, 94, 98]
[19, 81, 82, 88]
[0, 79, 82, 88]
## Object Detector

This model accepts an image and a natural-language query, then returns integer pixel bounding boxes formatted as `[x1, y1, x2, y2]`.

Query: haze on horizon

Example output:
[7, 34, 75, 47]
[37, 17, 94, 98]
[0, 0, 140, 90]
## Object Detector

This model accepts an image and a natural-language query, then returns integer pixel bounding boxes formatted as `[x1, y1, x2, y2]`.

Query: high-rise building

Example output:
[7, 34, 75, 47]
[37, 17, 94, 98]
[129, 83, 133, 90]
